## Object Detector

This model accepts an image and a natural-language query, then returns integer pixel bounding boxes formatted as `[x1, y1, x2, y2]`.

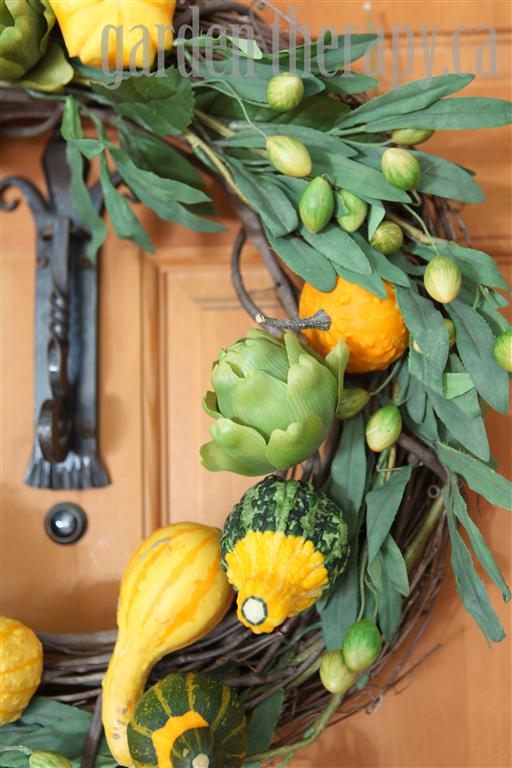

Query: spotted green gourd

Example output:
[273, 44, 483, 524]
[221, 476, 349, 633]
[127, 673, 247, 768]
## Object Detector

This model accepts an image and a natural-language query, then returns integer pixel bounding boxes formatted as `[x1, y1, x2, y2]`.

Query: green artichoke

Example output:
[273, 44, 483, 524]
[201, 329, 344, 476]
[0, 0, 72, 90]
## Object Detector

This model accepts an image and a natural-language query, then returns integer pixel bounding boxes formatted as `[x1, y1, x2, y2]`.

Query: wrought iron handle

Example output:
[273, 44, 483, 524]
[1, 134, 110, 489]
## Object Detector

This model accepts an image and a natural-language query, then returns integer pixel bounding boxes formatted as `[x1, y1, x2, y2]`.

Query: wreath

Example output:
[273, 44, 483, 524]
[1, 2, 511, 767]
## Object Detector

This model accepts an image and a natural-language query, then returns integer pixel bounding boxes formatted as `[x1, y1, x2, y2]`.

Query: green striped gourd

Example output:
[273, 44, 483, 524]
[127, 673, 247, 768]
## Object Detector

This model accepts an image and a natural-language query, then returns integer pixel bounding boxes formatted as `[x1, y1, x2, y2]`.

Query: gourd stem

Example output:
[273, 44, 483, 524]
[255, 310, 331, 331]
[193, 108, 234, 139]
[289, 638, 324, 667]
[182, 129, 250, 205]
[386, 211, 442, 249]
[405, 494, 445, 574]
[0, 747, 32, 756]
[248, 691, 344, 763]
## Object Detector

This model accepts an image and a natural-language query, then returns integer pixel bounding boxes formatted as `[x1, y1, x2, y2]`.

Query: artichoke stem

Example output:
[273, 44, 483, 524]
[256, 309, 331, 331]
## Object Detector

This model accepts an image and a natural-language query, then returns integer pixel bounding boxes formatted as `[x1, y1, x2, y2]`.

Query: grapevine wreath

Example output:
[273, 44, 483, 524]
[1, 1, 512, 766]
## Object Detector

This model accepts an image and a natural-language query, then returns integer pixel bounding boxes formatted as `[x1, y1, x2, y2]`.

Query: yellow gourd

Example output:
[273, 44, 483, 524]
[49, 1, 176, 68]
[102, 523, 233, 766]
[0, 616, 43, 724]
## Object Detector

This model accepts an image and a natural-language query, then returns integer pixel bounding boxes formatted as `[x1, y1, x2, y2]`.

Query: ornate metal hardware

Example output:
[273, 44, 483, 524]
[0, 133, 110, 489]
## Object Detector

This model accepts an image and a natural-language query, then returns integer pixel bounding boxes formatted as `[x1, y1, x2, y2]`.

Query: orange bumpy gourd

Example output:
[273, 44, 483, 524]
[49, 1, 176, 68]
[0, 616, 43, 724]
[299, 277, 409, 373]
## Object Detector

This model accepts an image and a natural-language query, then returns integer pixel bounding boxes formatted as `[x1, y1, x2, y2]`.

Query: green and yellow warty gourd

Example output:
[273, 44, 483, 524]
[102, 524, 234, 766]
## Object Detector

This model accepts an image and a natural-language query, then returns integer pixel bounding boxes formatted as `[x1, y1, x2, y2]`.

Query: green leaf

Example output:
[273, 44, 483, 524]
[198, 90, 346, 130]
[107, 147, 222, 233]
[408, 242, 508, 290]
[225, 159, 297, 237]
[366, 97, 512, 131]
[64, 143, 107, 262]
[260, 179, 300, 235]
[319, 546, 360, 650]
[61, 96, 82, 140]
[442, 372, 474, 399]
[447, 299, 509, 414]
[324, 72, 379, 95]
[92, 67, 194, 135]
[326, 339, 351, 417]
[261, 33, 377, 73]
[405, 375, 427, 424]
[336, 73, 474, 128]
[357, 146, 483, 203]
[367, 200, 385, 240]
[265, 230, 337, 292]
[353, 233, 410, 287]
[408, 347, 443, 393]
[437, 443, 512, 511]
[194, 55, 325, 103]
[110, 147, 208, 206]
[427, 387, 489, 461]
[117, 120, 204, 188]
[319, 415, 367, 648]
[226, 125, 356, 157]
[299, 224, 372, 275]
[413, 150, 484, 203]
[314, 155, 410, 202]
[335, 264, 387, 299]
[395, 286, 448, 372]
[328, 414, 367, 522]
[0, 697, 116, 768]
[366, 465, 413, 563]
[247, 691, 284, 755]
[381, 535, 409, 596]
[446, 503, 505, 643]
[99, 154, 154, 252]
[451, 483, 510, 602]
[368, 551, 403, 642]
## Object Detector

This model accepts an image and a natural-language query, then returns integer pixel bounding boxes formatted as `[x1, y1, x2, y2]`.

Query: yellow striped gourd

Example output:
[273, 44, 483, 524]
[102, 524, 234, 766]
[0, 616, 43, 724]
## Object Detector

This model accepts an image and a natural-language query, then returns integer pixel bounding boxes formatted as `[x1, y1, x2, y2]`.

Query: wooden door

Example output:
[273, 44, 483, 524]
[1, 0, 510, 765]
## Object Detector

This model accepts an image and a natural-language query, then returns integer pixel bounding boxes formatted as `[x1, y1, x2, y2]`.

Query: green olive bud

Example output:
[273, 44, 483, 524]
[493, 329, 512, 372]
[337, 387, 371, 419]
[342, 620, 382, 672]
[266, 135, 312, 178]
[370, 221, 404, 255]
[266, 72, 304, 112]
[412, 318, 456, 355]
[366, 404, 402, 452]
[424, 256, 462, 304]
[336, 189, 368, 232]
[391, 128, 435, 146]
[29, 752, 72, 768]
[299, 177, 334, 233]
[381, 147, 421, 190]
[319, 650, 357, 694]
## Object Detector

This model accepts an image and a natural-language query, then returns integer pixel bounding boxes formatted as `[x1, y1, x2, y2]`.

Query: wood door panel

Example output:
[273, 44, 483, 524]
[154, 247, 282, 528]
[1, 242, 145, 632]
